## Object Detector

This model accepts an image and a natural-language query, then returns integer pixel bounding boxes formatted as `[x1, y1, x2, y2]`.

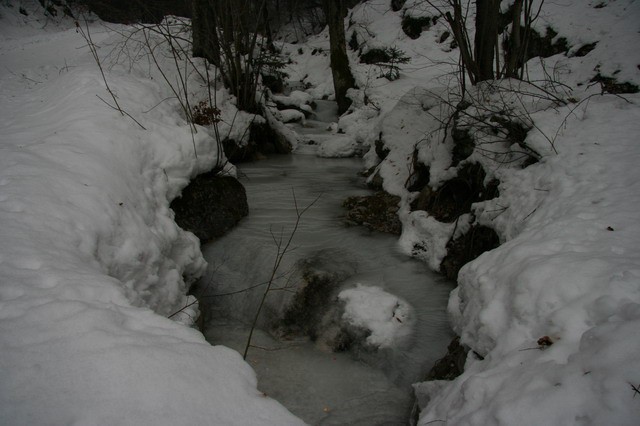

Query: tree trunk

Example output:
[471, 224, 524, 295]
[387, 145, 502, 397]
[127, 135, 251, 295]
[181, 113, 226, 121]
[191, 0, 221, 67]
[474, 0, 500, 82]
[505, 0, 523, 77]
[324, 0, 355, 115]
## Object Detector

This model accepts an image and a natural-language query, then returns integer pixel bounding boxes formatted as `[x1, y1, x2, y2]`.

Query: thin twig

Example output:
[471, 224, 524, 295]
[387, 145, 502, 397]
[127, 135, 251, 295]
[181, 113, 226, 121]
[243, 190, 321, 359]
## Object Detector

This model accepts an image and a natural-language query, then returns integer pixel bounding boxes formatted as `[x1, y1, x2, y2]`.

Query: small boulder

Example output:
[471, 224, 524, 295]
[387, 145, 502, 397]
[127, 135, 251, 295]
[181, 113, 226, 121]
[170, 172, 248, 243]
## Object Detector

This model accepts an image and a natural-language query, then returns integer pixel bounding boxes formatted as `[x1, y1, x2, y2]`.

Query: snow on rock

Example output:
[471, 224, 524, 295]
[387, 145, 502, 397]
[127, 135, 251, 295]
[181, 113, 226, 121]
[277, 109, 307, 124]
[272, 90, 314, 110]
[316, 134, 358, 158]
[339, 284, 414, 348]
[0, 3, 301, 425]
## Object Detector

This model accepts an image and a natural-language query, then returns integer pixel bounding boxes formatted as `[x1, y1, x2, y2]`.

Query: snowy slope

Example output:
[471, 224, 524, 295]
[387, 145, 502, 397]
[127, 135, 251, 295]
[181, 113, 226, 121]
[0, 2, 301, 424]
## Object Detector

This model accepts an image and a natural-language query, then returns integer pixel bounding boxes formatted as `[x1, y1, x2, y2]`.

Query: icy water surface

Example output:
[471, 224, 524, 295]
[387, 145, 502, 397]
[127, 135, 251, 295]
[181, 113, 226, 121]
[200, 103, 454, 425]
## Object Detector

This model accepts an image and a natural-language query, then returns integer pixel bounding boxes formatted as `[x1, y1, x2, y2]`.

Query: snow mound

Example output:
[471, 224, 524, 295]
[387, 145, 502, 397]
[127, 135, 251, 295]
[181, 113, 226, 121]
[316, 134, 358, 158]
[339, 284, 414, 348]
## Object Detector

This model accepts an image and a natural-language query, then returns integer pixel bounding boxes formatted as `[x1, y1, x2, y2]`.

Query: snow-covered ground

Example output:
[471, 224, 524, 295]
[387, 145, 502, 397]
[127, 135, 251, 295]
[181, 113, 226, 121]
[0, 2, 301, 424]
[2, 0, 640, 424]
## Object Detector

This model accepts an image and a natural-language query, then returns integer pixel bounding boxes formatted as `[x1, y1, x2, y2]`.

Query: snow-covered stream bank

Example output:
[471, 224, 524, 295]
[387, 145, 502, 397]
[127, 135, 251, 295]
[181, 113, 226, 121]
[199, 106, 454, 424]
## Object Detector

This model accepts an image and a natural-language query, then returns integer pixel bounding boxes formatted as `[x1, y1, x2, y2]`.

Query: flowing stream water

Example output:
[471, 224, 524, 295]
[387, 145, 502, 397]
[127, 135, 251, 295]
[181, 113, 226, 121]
[199, 101, 454, 425]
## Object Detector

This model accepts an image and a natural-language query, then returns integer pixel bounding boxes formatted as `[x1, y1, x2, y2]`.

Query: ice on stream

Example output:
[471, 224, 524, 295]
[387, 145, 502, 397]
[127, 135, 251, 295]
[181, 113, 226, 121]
[199, 100, 454, 424]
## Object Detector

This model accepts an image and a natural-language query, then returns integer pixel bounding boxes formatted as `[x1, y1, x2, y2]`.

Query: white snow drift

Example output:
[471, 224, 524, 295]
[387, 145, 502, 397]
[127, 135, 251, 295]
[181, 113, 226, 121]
[0, 3, 301, 425]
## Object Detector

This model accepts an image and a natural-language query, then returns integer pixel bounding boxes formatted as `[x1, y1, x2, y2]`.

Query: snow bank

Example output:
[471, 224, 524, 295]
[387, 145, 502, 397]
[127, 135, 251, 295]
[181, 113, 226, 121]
[419, 94, 640, 425]
[282, 0, 640, 424]
[0, 2, 301, 424]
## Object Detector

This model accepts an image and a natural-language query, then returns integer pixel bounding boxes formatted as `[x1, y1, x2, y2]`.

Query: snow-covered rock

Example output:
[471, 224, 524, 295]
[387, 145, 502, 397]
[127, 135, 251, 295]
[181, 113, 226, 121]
[339, 284, 414, 349]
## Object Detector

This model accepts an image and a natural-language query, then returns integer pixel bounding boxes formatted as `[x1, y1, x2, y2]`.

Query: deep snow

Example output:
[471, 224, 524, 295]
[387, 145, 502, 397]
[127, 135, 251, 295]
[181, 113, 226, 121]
[0, 2, 301, 425]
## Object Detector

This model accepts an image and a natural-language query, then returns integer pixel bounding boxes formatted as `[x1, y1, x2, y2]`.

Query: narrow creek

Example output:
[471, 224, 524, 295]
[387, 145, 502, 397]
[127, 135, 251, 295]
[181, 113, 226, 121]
[198, 101, 455, 425]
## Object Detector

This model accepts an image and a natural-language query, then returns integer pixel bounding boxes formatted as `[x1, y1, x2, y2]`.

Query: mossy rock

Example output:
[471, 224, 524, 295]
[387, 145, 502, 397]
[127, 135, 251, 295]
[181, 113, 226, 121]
[343, 192, 402, 234]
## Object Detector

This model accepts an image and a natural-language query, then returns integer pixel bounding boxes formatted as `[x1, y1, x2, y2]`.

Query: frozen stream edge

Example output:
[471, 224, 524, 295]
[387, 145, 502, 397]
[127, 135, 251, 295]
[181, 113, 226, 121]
[199, 102, 455, 425]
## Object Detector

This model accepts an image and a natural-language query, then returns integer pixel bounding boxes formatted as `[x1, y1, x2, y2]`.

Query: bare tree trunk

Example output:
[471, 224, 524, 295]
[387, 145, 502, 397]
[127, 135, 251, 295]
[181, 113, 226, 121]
[474, 0, 500, 82]
[445, 1, 477, 85]
[324, 0, 355, 115]
[191, 0, 268, 112]
[505, 0, 523, 77]
[191, 0, 221, 67]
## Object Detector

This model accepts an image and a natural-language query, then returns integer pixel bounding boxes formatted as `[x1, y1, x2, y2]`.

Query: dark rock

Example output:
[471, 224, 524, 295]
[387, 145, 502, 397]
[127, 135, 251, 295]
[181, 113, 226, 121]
[424, 337, 469, 381]
[349, 30, 359, 51]
[406, 150, 430, 192]
[411, 163, 493, 223]
[440, 225, 500, 280]
[590, 74, 639, 94]
[251, 121, 293, 154]
[262, 73, 284, 93]
[490, 116, 529, 146]
[322, 317, 373, 353]
[412, 337, 482, 424]
[360, 48, 393, 64]
[482, 178, 500, 201]
[503, 26, 569, 69]
[374, 133, 390, 160]
[402, 15, 432, 40]
[224, 121, 293, 162]
[573, 42, 597, 57]
[391, 0, 406, 12]
[524, 26, 569, 60]
[279, 250, 357, 340]
[170, 172, 248, 243]
[45, 4, 57, 16]
[439, 31, 450, 44]
[343, 192, 402, 234]
[367, 170, 385, 191]
[222, 138, 250, 163]
[521, 155, 539, 169]
[451, 127, 475, 166]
